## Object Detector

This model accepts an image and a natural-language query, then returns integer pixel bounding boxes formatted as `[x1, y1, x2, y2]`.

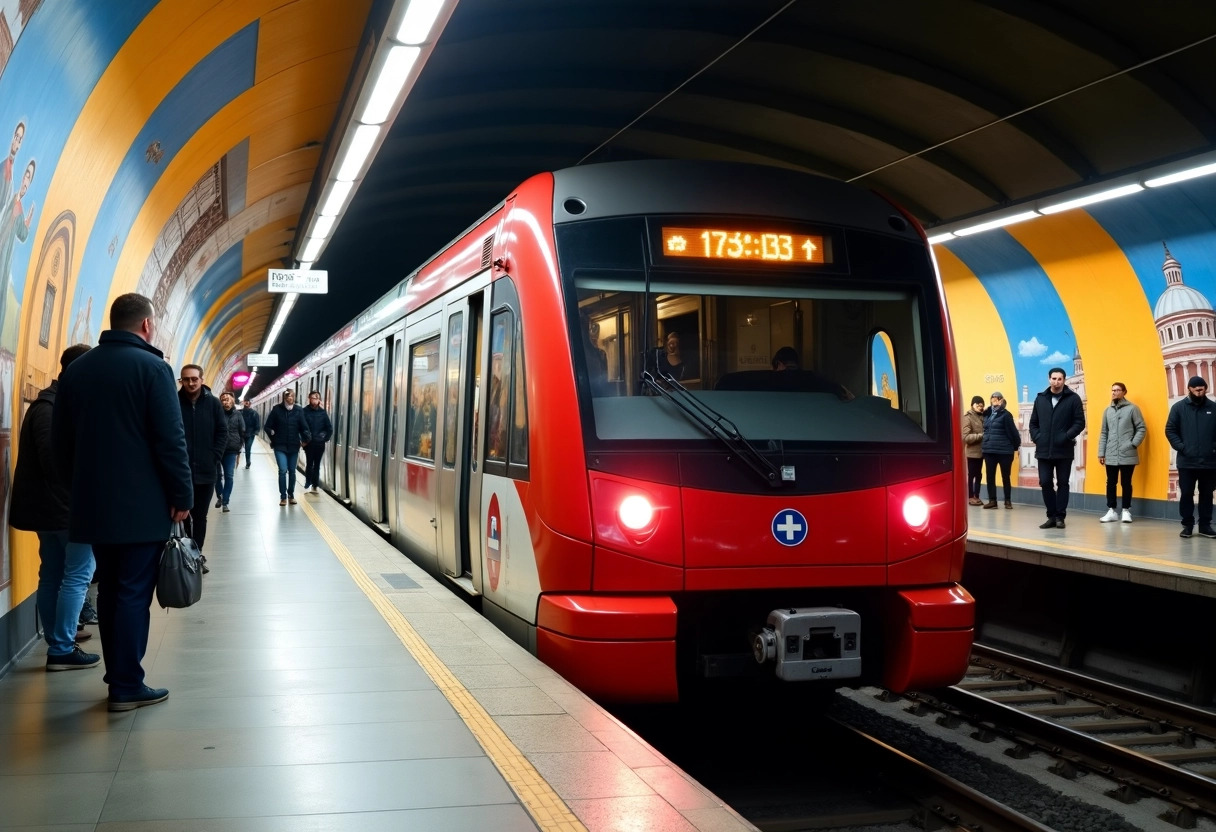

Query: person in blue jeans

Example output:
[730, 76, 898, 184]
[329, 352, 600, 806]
[10, 343, 99, 670]
[264, 389, 311, 505]
[214, 392, 245, 512]
[240, 399, 260, 468]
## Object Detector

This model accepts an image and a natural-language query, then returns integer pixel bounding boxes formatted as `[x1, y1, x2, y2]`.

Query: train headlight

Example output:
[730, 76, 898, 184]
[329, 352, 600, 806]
[618, 495, 656, 531]
[902, 495, 929, 530]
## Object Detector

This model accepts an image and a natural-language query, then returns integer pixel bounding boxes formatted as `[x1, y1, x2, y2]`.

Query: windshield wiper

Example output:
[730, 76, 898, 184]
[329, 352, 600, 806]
[640, 363, 786, 489]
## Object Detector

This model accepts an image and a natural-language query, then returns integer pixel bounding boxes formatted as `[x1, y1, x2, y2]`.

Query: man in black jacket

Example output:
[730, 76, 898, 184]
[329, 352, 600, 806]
[53, 293, 194, 711]
[264, 390, 311, 505]
[1164, 376, 1216, 539]
[240, 399, 260, 468]
[177, 364, 227, 551]
[301, 390, 332, 493]
[1028, 367, 1086, 530]
[11, 344, 97, 671]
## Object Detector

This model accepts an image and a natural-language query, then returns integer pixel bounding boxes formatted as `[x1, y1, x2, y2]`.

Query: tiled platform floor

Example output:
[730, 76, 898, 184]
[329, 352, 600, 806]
[0, 443, 754, 832]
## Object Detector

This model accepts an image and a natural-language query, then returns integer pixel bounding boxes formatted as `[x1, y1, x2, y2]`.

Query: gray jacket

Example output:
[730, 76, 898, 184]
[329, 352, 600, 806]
[1097, 398, 1146, 466]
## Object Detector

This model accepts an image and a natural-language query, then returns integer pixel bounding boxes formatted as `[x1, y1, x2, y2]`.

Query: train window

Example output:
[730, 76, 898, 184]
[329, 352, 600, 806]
[406, 337, 439, 460]
[357, 362, 375, 449]
[485, 311, 513, 461]
[443, 313, 464, 467]
[510, 320, 528, 465]
[870, 330, 899, 409]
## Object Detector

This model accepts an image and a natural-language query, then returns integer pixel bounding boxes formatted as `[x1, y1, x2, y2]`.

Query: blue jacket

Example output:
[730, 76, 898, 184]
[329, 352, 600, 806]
[1029, 384, 1086, 460]
[301, 405, 333, 445]
[264, 403, 311, 450]
[53, 330, 194, 544]
[980, 405, 1020, 456]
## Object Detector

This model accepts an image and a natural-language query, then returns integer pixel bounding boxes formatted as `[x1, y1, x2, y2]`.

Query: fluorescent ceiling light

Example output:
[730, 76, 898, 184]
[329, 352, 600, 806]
[1145, 161, 1216, 187]
[300, 236, 325, 263]
[952, 211, 1039, 237]
[311, 215, 336, 238]
[318, 180, 354, 217]
[335, 124, 381, 182]
[397, 0, 445, 44]
[1039, 183, 1144, 214]
[297, 261, 313, 270]
[926, 233, 954, 245]
[361, 46, 421, 124]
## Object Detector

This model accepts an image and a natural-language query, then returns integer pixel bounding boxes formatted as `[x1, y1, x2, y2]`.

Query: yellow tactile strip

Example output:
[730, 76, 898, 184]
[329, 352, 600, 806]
[298, 498, 588, 832]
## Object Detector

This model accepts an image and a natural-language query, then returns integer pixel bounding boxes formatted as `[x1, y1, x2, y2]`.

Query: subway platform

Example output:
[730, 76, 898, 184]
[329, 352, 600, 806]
[0, 445, 754, 832]
[966, 498, 1216, 598]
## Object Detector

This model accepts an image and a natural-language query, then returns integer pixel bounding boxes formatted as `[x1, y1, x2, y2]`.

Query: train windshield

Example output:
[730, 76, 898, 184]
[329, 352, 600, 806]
[572, 275, 938, 446]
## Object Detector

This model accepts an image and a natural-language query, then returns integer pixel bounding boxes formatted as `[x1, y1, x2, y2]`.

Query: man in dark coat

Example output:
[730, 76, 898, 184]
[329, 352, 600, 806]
[264, 389, 311, 505]
[53, 293, 193, 712]
[240, 398, 260, 468]
[1028, 367, 1086, 531]
[1164, 376, 1216, 539]
[300, 390, 333, 493]
[11, 343, 97, 670]
[177, 364, 226, 551]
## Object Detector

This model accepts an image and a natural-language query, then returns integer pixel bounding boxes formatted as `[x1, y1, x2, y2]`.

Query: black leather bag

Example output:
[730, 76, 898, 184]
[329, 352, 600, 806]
[157, 521, 204, 608]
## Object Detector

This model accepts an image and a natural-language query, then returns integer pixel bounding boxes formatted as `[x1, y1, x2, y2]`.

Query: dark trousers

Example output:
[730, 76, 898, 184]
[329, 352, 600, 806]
[94, 541, 161, 694]
[303, 441, 325, 489]
[1177, 468, 1216, 528]
[966, 457, 983, 498]
[1037, 457, 1073, 520]
[187, 481, 213, 550]
[1105, 464, 1135, 510]
[243, 434, 255, 467]
[983, 453, 1013, 501]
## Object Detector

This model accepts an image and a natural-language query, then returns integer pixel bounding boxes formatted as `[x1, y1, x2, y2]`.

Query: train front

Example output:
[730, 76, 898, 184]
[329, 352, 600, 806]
[535, 161, 973, 703]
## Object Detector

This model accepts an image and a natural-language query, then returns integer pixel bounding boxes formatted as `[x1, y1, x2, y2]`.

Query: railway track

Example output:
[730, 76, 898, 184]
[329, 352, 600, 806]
[901, 643, 1216, 828]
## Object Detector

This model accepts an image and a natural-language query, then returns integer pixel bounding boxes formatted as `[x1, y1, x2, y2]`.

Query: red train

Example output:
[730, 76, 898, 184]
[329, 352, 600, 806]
[255, 160, 975, 703]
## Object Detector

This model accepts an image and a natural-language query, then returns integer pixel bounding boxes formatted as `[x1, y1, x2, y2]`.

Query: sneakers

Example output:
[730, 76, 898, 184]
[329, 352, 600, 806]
[1100, 508, 1119, 523]
[1038, 518, 1056, 529]
[1121, 509, 1132, 523]
[1181, 526, 1193, 538]
[245, 463, 251, 469]
[79, 601, 98, 625]
[222, 504, 230, 513]
[968, 498, 982, 506]
[1200, 527, 1216, 539]
[279, 499, 287, 506]
[108, 685, 169, 712]
[1056, 519, 1066, 529]
[46, 646, 100, 671]
[74, 627, 91, 643]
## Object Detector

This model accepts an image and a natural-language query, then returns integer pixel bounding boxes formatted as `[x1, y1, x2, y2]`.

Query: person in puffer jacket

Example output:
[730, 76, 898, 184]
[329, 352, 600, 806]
[213, 392, 245, 512]
[264, 389, 311, 505]
[1096, 382, 1145, 524]
[1165, 376, 1216, 538]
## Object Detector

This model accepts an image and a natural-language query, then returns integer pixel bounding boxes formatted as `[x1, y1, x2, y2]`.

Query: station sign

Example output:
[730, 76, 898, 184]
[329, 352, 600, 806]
[247, 353, 279, 367]
[268, 268, 328, 294]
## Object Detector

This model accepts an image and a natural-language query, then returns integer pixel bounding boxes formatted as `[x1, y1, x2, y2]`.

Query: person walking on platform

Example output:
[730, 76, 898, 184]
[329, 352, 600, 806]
[980, 391, 1019, 509]
[53, 293, 193, 711]
[264, 390, 311, 506]
[12, 344, 98, 671]
[240, 399, 260, 468]
[1029, 367, 1086, 530]
[301, 390, 332, 493]
[963, 395, 985, 505]
[1165, 376, 1216, 539]
[1098, 382, 1146, 523]
[178, 365, 227, 552]
[214, 392, 245, 513]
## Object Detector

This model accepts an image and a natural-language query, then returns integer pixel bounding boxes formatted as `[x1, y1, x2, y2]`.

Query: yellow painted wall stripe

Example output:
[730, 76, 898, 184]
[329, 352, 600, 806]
[297, 498, 588, 832]
[1008, 213, 1169, 499]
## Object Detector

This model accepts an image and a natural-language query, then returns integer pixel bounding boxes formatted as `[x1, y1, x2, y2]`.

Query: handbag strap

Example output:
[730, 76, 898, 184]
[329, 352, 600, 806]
[172, 520, 185, 539]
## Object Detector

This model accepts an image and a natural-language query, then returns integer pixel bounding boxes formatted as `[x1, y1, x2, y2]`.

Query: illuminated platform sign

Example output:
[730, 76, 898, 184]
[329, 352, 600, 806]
[247, 353, 279, 367]
[268, 268, 328, 294]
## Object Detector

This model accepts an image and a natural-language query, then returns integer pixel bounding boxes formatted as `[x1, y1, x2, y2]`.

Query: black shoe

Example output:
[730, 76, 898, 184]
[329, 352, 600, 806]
[1181, 526, 1194, 538]
[215, 499, 222, 509]
[78, 601, 98, 625]
[1056, 519, 1066, 529]
[201, 555, 210, 575]
[1038, 519, 1057, 529]
[108, 685, 169, 712]
[221, 505, 230, 513]
[1199, 527, 1216, 539]
[245, 464, 251, 469]
[46, 646, 100, 671]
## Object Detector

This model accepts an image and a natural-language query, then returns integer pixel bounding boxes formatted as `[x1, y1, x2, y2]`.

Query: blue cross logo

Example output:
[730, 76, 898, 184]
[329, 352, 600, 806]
[772, 509, 808, 547]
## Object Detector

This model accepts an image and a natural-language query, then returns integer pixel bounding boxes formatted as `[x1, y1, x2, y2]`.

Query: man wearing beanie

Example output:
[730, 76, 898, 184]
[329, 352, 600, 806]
[1029, 367, 1086, 530]
[1165, 376, 1216, 538]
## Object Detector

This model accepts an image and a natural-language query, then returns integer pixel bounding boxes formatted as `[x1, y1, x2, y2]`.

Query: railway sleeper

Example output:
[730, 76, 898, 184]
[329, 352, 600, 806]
[988, 690, 1063, 705]
[1110, 731, 1187, 747]
[1069, 717, 1163, 733]
[1160, 803, 1198, 829]
[1024, 704, 1106, 718]
[958, 678, 1035, 692]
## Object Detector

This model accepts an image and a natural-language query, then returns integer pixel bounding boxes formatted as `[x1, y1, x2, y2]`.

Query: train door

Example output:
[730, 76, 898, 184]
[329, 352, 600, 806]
[333, 356, 354, 503]
[349, 345, 384, 525]
[398, 314, 441, 568]
[376, 335, 396, 528]
[437, 293, 484, 586]
[385, 330, 405, 540]
[322, 371, 333, 490]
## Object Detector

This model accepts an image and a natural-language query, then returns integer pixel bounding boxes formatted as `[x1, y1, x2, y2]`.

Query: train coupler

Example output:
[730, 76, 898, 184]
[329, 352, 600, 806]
[751, 607, 861, 682]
